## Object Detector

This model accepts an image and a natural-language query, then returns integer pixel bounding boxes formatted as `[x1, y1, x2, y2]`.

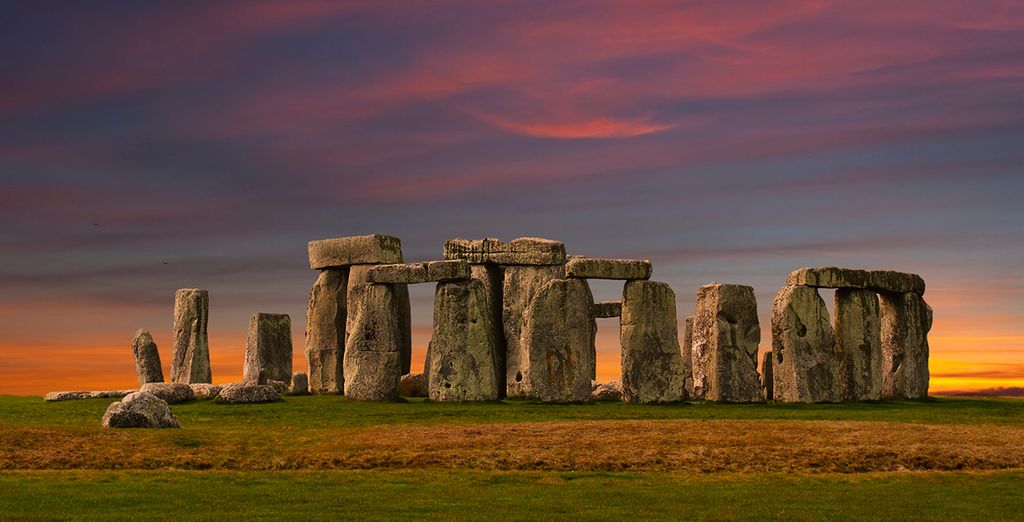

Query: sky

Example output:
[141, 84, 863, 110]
[1, 0, 1022, 395]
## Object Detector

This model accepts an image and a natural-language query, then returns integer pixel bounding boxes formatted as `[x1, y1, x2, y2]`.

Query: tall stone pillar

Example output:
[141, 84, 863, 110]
[620, 280, 687, 403]
[519, 278, 595, 402]
[170, 288, 211, 384]
[305, 268, 347, 394]
[770, 285, 841, 403]
[343, 283, 402, 400]
[834, 288, 882, 400]
[691, 284, 763, 402]
[243, 313, 293, 386]
[879, 292, 930, 399]
[427, 279, 501, 401]
[131, 329, 164, 385]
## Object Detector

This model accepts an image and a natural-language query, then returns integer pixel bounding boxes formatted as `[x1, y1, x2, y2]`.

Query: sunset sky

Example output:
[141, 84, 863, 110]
[2, 1, 1022, 395]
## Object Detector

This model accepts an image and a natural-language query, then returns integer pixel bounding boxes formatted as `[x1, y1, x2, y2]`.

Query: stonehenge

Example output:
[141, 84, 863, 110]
[170, 288, 211, 384]
[243, 313, 293, 386]
[305, 269, 347, 394]
[691, 284, 763, 402]
[131, 329, 164, 385]
[426, 278, 501, 401]
[620, 280, 688, 403]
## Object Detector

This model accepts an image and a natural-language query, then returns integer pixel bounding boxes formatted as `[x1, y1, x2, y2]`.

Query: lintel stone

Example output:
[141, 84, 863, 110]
[308, 234, 403, 269]
[591, 301, 622, 318]
[565, 257, 652, 280]
[366, 260, 471, 284]
[786, 267, 925, 295]
[444, 237, 566, 265]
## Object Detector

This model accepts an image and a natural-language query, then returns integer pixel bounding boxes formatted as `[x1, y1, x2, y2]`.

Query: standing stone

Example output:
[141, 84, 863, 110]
[682, 316, 695, 399]
[131, 329, 164, 385]
[344, 283, 402, 400]
[305, 268, 347, 394]
[243, 313, 293, 386]
[879, 292, 930, 399]
[502, 264, 565, 397]
[761, 351, 774, 400]
[691, 284, 763, 402]
[399, 373, 427, 397]
[289, 372, 309, 395]
[620, 280, 687, 404]
[520, 278, 596, 402]
[771, 285, 841, 403]
[349, 265, 412, 375]
[834, 289, 882, 401]
[471, 264, 507, 397]
[170, 288, 211, 384]
[426, 279, 500, 401]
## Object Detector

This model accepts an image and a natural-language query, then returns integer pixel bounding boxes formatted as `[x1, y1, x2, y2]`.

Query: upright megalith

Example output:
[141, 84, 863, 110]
[620, 280, 687, 403]
[170, 288, 211, 384]
[761, 351, 774, 400]
[879, 292, 931, 399]
[305, 268, 347, 394]
[519, 278, 596, 402]
[501, 264, 566, 397]
[426, 279, 500, 401]
[771, 285, 841, 403]
[131, 329, 163, 385]
[682, 316, 695, 398]
[834, 289, 882, 401]
[470, 264, 507, 397]
[349, 264, 412, 375]
[691, 284, 763, 402]
[343, 283, 402, 400]
[243, 313, 293, 386]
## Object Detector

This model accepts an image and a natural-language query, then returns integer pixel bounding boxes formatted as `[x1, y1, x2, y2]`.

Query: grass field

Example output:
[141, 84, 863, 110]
[1, 395, 1022, 519]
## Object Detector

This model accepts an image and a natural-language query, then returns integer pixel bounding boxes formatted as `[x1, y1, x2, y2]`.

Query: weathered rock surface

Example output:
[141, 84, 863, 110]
[520, 278, 596, 402]
[502, 264, 565, 398]
[348, 265, 412, 375]
[101, 391, 179, 429]
[591, 301, 622, 318]
[367, 260, 472, 284]
[308, 234, 403, 269]
[399, 373, 427, 397]
[90, 390, 135, 399]
[344, 283, 402, 400]
[592, 381, 623, 402]
[216, 383, 281, 403]
[834, 289, 882, 401]
[771, 285, 842, 403]
[44, 391, 92, 401]
[267, 380, 288, 394]
[444, 237, 566, 265]
[243, 313, 293, 386]
[170, 288, 211, 384]
[682, 316, 695, 398]
[471, 264, 507, 397]
[620, 280, 687, 403]
[289, 372, 309, 395]
[305, 268, 347, 394]
[189, 383, 222, 400]
[131, 329, 164, 385]
[427, 279, 501, 401]
[880, 292, 931, 399]
[565, 257, 652, 280]
[761, 351, 774, 401]
[691, 284, 763, 403]
[140, 382, 196, 404]
[786, 267, 925, 295]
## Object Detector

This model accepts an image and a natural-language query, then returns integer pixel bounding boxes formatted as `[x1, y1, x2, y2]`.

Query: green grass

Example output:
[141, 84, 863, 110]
[1, 469, 1021, 520]
[3, 394, 1023, 430]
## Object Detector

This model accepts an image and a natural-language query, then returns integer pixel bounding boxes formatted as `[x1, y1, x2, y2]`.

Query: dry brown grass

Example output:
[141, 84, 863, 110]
[4, 419, 1023, 473]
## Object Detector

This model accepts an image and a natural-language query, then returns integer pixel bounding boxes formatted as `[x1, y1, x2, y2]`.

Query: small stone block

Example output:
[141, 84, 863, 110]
[592, 301, 622, 318]
[366, 263, 428, 284]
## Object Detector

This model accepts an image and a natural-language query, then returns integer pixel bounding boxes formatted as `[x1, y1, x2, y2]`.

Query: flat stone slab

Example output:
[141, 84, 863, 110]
[308, 234, 403, 269]
[591, 301, 622, 318]
[216, 383, 281, 403]
[786, 267, 925, 295]
[565, 257, 652, 280]
[140, 382, 196, 404]
[444, 237, 566, 265]
[45, 391, 94, 401]
[367, 260, 471, 284]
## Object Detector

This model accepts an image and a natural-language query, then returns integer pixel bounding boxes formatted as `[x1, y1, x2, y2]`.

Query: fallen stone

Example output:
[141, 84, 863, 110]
[344, 283, 402, 400]
[140, 382, 196, 404]
[691, 284, 763, 403]
[565, 257, 652, 280]
[189, 383, 222, 400]
[444, 237, 566, 265]
[591, 301, 622, 318]
[131, 329, 164, 385]
[426, 279, 501, 401]
[305, 269, 347, 394]
[520, 278, 596, 402]
[349, 265, 412, 375]
[243, 313, 293, 386]
[399, 373, 427, 397]
[216, 383, 281, 404]
[620, 280, 688, 403]
[870, 270, 926, 295]
[90, 390, 135, 399]
[308, 234, 403, 269]
[170, 288, 212, 384]
[44, 391, 92, 401]
[471, 264, 507, 397]
[502, 264, 565, 398]
[592, 381, 623, 402]
[834, 288, 882, 401]
[101, 391, 179, 429]
[880, 292, 931, 399]
[770, 285, 842, 403]
[289, 372, 309, 395]
[267, 380, 288, 394]
[682, 316, 695, 399]
[761, 351, 774, 400]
